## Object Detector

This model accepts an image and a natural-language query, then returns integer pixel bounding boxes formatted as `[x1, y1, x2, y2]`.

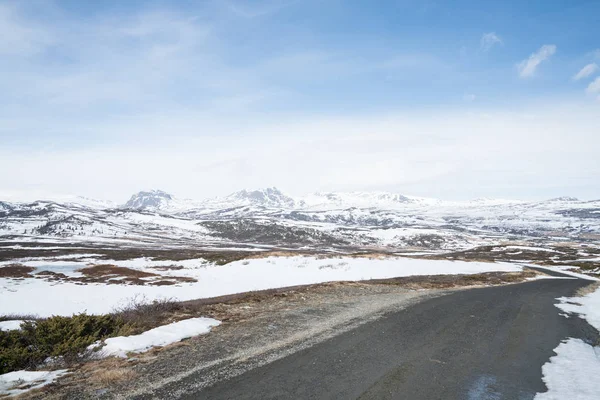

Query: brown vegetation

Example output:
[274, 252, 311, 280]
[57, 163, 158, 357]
[0, 264, 35, 278]
[366, 270, 538, 289]
[112, 296, 184, 331]
[89, 366, 137, 386]
[78, 264, 157, 279]
[149, 265, 184, 271]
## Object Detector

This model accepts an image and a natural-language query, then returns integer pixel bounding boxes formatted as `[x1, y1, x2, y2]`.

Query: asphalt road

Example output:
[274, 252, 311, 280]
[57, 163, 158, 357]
[185, 276, 598, 400]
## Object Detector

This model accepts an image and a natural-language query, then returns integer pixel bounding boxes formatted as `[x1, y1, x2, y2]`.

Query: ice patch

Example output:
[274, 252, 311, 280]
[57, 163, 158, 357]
[467, 374, 502, 400]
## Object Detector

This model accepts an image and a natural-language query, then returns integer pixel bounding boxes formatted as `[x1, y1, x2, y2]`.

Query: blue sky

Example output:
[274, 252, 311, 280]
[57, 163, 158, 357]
[0, 0, 599, 201]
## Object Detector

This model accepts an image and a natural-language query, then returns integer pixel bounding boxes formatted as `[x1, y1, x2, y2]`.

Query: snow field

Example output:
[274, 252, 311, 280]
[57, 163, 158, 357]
[1, 256, 523, 317]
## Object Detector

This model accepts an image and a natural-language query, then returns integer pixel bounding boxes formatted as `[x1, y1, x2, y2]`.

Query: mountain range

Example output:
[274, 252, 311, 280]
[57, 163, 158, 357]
[1, 188, 599, 253]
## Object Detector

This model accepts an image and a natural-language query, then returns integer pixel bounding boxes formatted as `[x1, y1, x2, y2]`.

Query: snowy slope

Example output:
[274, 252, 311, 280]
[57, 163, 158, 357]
[1, 188, 599, 252]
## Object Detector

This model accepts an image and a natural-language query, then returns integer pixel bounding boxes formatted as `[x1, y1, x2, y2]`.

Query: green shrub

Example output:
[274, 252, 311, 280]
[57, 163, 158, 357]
[0, 314, 134, 374]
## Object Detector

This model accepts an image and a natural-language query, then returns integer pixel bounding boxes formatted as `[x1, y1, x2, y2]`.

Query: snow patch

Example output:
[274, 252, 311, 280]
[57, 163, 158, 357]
[0, 370, 68, 397]
[526, 265, 599, 282]
[95, 317, 221, 358]
[537, 284, 600, 399]
[0, 320, 24, 331]
[535, 339, 600, 400]
[556, 286, 600, 331]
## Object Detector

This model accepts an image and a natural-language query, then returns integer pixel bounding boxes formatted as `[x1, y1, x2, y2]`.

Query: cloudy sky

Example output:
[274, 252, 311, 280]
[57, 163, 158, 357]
[1, 0, 599, 202]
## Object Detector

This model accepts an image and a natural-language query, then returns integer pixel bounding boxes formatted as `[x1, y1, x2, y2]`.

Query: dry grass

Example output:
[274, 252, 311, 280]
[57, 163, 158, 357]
[246, 250, 312, 259]
[149, 265, 184, 271]
[365, 271, 537, 289]
[244, 250, 400, 262]
[575, 282, 600, 297]
[89, 367, 137, 386]
[70, 265, 197, 286]
[0, 264, 34, 278]
[78, 264, 157, 279]
[112, 296, 183, 331]
[347, 252, 398, 260]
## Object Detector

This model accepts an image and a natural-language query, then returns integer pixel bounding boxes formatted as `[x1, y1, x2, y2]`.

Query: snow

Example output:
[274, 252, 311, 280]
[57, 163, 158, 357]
[370, 228, 451, 243]
[109, 212, 209, 233]
[574, 257, 600, 262]
[525, 275, 575, 282]
[95, 317, 221, 358]
[504, 246, 559, 252]
[535, 339, 600, 400]
[3, 189, 600, 253]
[0, 257, 522, 317]
[0, 320, 24, 331]
[0, 370, 69, 397]
[529, 265, 600, 281]
[536, 284, 600, 399]
[556, 285, 600, 331]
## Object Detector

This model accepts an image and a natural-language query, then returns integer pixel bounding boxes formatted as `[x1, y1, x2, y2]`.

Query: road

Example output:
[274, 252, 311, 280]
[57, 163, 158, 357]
[184, 276, 598, 400]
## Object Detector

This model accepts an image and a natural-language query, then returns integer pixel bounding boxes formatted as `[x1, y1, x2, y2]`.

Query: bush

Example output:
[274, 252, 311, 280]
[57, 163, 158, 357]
[113, 295, 181, 331]
[0, 314, 133, 374]
[0, 314, 38, 322]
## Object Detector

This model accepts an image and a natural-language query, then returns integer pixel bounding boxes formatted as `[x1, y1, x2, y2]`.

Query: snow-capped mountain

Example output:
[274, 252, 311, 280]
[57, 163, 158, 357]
[1, 188, 599, 253]
[301, 191, 438, 208]
[124, 190, 174, 210]
[225, 187, 298, 208]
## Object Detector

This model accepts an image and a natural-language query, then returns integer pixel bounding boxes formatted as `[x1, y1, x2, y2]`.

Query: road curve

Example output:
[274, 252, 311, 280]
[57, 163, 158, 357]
[182, 277, 598, 400]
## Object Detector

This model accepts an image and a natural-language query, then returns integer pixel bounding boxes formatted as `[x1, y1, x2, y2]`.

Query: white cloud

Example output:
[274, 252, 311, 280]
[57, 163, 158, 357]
[0, 4, 449, 122]
[0, 3, 54, 56]
[517, 45, 556, 78]
[0, 5, 280, 119]
[1, 103, 599, 201]
[463, 93, 476, 102]
[573, 63, 599, 81]
[586, 77, 600, 99]
[480, 32, 502, 52]
[0, 5, 598, 202]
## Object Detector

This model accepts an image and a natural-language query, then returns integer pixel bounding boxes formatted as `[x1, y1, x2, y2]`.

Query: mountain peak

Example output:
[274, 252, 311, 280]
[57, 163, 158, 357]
[305, 191, 414, 207]
[226, 187, 297, 208]
[124, 190, 173, 210]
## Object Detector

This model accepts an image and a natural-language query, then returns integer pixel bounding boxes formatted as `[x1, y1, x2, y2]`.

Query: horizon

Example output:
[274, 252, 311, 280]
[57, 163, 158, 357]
[0, 186, 595, 205]
[1, 0, 599, 201]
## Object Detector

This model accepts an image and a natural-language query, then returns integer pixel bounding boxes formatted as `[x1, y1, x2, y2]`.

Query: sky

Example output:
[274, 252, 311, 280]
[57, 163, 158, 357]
[1, 0, 599, 202]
